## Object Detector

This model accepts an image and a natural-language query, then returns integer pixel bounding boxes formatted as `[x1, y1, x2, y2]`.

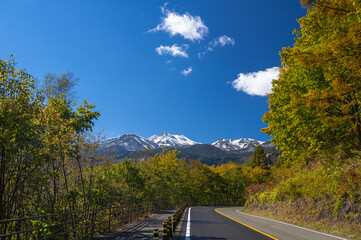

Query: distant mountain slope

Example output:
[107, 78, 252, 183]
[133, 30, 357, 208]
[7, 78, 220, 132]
[98, 133, 278, 165]
[176, 144, 253, 165]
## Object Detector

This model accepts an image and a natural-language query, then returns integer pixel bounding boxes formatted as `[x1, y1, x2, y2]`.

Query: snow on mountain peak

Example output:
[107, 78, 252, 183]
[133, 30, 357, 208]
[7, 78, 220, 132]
[101, 134, 158, 151]
[101, 133, 267, 152]
[148, 132, 199, 147]
[212, 137, 262, 151]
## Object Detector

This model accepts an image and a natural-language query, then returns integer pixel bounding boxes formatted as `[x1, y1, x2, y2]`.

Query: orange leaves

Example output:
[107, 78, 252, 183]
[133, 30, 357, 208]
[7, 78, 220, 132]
[299, 0, 317, 8]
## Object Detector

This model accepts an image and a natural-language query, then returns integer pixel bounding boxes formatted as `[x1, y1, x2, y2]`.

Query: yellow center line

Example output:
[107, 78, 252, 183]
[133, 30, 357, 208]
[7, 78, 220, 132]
[215, 208, 279, 240]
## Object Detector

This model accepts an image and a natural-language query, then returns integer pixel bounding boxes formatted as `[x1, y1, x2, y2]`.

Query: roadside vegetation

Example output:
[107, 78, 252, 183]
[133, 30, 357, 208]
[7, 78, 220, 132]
[243, 0, 361, 239]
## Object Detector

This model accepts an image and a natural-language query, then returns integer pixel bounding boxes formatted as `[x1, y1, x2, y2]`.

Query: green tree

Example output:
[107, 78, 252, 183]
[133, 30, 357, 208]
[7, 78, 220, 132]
[118, 159, 145, 203]
[0, 57, 46, 219]
[41, 95, 99, 212]
[0, 56, 100, 221]
[263, 0, 361, 163]
[251, 144, 269, 169]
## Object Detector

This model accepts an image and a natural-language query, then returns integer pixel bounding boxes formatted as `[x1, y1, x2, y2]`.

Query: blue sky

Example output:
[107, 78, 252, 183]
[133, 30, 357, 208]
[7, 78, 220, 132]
[0, 0, 306, 143]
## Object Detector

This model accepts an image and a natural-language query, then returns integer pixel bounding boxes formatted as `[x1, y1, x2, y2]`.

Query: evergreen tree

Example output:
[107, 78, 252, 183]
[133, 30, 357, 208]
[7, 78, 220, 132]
[251, 144, 269, 169]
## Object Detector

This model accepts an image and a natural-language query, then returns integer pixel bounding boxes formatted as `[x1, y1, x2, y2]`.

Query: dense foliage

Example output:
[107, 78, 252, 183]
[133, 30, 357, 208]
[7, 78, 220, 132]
[98, 150, 249, 207]
[263, 0, 361, 163]
[246, 1, 361, 238]
[0, 57, 100, 220]
[260, 0, 361, 202]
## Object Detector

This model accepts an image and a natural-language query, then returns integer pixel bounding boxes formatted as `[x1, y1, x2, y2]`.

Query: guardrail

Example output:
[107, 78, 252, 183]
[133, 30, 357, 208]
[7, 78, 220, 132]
[0, 202, 159, 240]
[154, 204, 186, 240]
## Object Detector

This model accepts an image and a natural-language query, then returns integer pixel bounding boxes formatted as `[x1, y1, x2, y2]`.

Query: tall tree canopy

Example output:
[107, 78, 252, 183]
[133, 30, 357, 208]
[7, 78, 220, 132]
[0, 57, 100, 219]
[263, 0, 361, 163]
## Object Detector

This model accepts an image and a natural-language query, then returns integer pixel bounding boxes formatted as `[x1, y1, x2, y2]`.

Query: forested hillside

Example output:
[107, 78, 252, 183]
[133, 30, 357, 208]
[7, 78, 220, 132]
[244, 0, 361, 239]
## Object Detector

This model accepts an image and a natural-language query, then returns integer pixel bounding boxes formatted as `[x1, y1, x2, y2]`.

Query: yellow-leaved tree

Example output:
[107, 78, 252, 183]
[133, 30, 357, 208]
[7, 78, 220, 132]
[263, 0, 361, 163]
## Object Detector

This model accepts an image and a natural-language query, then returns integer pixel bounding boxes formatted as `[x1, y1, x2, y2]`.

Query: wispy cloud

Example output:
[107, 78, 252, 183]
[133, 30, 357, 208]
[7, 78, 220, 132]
[150, 7, 208, 41]
[208, 35, 235, 51]
[181, 66, 193, 76]
[155, 44, 188, 58]
[198, 35, 235, 58]
[231, 67, 279, 96]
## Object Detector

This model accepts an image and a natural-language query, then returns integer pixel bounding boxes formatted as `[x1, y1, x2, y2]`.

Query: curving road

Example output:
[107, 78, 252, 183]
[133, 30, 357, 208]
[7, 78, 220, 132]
[176, 207, 350, 240]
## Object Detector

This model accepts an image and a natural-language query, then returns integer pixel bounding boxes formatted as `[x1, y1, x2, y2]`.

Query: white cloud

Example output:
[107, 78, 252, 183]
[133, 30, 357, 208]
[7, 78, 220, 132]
[208, 35, 235, 51]
[150, 8, 208, 41]
[231, 67, 279, 96]
[155, 44, 188, 58]
[198, 52, 206, 59]
[160, 3, 168, 14]
[181, 66, 193, 76]
[199, 35, 235, 58]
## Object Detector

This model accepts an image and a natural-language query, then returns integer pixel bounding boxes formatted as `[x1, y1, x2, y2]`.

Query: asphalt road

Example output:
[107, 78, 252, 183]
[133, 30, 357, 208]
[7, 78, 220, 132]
[176, 207, 350, 240]
[177, 207, 274, 240]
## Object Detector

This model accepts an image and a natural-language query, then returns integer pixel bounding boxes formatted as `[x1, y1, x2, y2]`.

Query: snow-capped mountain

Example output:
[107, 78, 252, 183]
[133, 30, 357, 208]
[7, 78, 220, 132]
[148, 133, 199, 147]
[100, 134, 159, 151]
[101, 133, 199, 151]
[100, 133, 270, 153]
[211, 138, 263, 151]
[98, 133, 277, 164]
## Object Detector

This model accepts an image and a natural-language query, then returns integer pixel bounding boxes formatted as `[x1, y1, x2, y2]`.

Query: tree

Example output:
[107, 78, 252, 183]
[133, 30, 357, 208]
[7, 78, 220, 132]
[41, 95, 99, 212]
[251, 144, 269, 169]
[0, 56, 100, 221]
[262, 0, 361, 163]
[41, 72, 78, 102]
[0, 57, 45, 219]
[118, 159, 145, 203]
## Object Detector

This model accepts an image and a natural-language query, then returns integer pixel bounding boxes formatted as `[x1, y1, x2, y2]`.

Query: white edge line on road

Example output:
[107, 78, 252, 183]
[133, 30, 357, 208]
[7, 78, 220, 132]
[235, 209, 349, 240]
[185, 207, 191, 240]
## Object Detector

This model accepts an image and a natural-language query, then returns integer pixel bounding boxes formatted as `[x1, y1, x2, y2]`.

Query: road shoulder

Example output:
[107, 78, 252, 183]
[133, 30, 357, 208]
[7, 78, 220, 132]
[216, 207, 351, 240]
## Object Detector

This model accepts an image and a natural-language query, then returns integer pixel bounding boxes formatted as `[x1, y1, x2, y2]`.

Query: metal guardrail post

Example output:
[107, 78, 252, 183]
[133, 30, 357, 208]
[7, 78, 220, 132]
[153, 228, 159, 240]
[168, 217, 173, 238]
[162, 221, 168, 240]
[172, 215, 176, 233]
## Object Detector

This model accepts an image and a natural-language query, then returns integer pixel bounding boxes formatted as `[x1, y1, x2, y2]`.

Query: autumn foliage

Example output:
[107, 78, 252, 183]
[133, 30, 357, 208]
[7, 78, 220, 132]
[263, 0, 361, 162]
[246, 1, 361, 238]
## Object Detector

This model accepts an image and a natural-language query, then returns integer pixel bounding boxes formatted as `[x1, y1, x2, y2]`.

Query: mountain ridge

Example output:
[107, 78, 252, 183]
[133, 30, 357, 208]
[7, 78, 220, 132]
[148, 132, 199, 147]
[101, 132, 269, 151]
[99, 133, 277, 165]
